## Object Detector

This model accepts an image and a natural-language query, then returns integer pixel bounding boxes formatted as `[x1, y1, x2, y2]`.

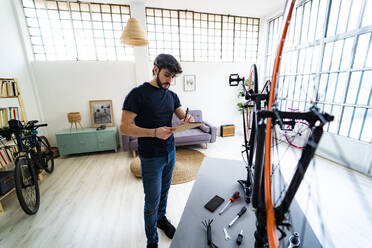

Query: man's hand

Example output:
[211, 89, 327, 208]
[175, 107, 195, 124]
[181, 114, 195, 124]
[156, 126, 173, 140]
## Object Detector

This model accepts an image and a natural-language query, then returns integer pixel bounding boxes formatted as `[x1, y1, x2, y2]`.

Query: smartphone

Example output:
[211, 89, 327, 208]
[204, 195, 224, 212]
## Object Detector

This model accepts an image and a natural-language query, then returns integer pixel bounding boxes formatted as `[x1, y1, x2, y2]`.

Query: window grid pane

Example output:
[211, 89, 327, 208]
[146, 7, 259, 62]
[22, 0, 132, 61]
[265, 0, 372, 143]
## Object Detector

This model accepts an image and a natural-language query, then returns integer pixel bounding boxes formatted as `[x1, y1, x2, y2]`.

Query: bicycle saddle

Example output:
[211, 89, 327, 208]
[28, 120, 39, 125]
[9, 119, 23, 130]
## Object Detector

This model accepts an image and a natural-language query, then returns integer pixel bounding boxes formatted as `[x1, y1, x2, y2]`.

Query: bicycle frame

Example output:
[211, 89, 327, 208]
[238, 91, 269, 204]
[252, 107, 334, 246]
[11, 123, 47, 171]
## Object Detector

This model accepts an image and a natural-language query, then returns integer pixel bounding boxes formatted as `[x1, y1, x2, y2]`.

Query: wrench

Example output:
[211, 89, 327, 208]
[223, 228, 231, 240]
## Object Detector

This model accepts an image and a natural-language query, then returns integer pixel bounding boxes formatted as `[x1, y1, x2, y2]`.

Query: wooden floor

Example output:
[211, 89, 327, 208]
[0, 136, 371, 248]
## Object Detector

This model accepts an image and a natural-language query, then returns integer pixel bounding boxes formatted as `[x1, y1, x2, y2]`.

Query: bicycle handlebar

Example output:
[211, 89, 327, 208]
[7, 119, 48, 133]
[23, 120, 47, 130]
[31, 123, 48, 129]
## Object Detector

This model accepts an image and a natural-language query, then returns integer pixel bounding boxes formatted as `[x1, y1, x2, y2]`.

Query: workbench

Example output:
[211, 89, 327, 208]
[170, 157, 321, 247]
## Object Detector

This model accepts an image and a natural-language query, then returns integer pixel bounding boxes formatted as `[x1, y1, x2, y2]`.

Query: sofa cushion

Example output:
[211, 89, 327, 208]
[172, 114, 181, 126]
[191, 110, 203, 122]
[174, 128, 211, 143]
[198, 124, 211, 133]
[129, 139, 138, 150]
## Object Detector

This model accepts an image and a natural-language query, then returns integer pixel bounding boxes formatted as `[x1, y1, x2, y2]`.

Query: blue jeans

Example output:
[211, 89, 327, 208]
[139, 149, 176, 245]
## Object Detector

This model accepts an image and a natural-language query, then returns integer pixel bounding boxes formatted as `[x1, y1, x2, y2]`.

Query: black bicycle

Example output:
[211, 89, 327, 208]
[229, 1, 336, 246]
[0, 119, 54, 215]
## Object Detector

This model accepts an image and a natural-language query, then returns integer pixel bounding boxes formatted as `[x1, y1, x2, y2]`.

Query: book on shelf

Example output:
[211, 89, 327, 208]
[0, 107, 20, 128]
[0, 79, 19, 97]
[0, 148, 16, 171]
[0, 140, 17, 171]
[0, 109, 8, 128]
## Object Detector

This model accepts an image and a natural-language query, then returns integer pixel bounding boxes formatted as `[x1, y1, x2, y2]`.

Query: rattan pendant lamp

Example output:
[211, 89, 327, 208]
[120, 18, 148, 46]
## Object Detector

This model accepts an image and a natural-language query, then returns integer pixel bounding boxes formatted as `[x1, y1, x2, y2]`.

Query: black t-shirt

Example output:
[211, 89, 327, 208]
[122, 82, 181, 158]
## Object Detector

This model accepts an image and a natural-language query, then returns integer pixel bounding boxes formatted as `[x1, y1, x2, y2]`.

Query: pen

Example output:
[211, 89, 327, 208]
[184, 107, 189, 122]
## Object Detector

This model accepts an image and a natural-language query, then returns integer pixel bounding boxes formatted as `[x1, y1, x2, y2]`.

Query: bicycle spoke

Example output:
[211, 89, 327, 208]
[23, 186, 36, 210]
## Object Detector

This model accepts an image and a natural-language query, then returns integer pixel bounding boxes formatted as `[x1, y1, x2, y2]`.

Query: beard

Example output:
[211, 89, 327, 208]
[156, 73, 170, 90]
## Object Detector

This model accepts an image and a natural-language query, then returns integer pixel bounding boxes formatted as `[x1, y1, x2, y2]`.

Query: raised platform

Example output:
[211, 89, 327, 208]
[170, 157, 321, 247]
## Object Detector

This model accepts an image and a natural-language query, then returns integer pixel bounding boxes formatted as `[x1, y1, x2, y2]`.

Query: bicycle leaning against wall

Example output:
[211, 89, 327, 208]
[0, 119, 54, 215]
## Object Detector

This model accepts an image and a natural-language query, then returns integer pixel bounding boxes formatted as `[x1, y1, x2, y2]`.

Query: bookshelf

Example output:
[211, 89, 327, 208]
[0, 78, 27, 172]
[0, 78, 28, 214]
[0, 78, 27, 126]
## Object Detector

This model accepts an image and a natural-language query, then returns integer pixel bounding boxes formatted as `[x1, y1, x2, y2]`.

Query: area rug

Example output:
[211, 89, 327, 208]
[130, 147, 206, 185]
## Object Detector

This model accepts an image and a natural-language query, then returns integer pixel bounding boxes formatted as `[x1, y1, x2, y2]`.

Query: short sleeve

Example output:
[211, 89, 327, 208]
[122, 88, 141, 114]
[173, 92, 181, 110]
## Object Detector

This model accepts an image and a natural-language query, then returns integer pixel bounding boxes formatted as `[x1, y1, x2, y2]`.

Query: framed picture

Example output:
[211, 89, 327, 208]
[183, 75, 196, 91]
[89, 100, 114, 128]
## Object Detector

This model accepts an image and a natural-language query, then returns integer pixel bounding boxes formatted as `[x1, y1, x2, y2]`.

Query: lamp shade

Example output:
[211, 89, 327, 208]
[120, 18, 148, 46]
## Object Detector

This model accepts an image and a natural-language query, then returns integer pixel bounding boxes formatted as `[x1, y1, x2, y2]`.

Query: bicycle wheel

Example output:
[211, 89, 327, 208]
[246, 64, 259, 166]
[264, 1, 296, 247]
[39, 136, 54, 173]
[14, 156, 40, 215]
[284, 121, 312, 149]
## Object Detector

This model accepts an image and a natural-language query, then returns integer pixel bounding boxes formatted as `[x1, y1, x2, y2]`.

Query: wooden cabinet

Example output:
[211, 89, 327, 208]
[56, 127, 118, 158]
[220, 124, 235, 137]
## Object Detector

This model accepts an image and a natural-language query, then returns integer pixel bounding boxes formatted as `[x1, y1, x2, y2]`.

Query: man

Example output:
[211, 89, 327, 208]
[120, 54, 194, 248]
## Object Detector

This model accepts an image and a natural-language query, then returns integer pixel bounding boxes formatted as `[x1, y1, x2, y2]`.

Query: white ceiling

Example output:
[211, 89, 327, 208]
[139, 0, 286, 18]
[87, 0, 286, 18]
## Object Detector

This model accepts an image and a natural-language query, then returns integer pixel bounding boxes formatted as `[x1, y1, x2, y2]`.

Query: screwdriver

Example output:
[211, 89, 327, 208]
[218, 191, 240, 215]
[228, 206, 247, 227]
[236, 229, 243, 246]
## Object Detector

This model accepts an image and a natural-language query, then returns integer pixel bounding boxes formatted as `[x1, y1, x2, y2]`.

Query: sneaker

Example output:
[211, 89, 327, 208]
[147, 243, 158, 248]
[157, 216, 176, 239]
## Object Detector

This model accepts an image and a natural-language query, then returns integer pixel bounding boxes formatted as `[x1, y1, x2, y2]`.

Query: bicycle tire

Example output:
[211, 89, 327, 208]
[39, 136, 54, 173]
[246, 64, 259, 166]
[264, 1, 296, 247]
[261, 0, 295, 248]
[14, 156, 40, 215]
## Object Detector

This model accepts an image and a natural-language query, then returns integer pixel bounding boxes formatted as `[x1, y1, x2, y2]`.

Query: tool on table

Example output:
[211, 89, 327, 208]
[288, 232, 301, 248]
[228, 206, 247, 228]
[223, 228, 231, 240]
[218, 191, 240, 215]
[236, 229, 243, 245]
[204, 195, 225, 213]
[202, 219, 218, 248]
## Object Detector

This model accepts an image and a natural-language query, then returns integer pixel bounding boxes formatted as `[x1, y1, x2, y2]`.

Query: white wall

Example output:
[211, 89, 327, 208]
[31, 61, 136, 146]
[163, 62, 251, 135]
[0, 0, 42, 122]
[8, 0, 280, 149]
[27, 0, 254, 147]
[317, 133, 372, 176]
[31, 59, 250, 147]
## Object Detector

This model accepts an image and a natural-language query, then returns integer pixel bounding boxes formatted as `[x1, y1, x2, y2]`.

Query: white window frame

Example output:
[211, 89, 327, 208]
[21, 0, 133, 61]
[265, 0, 372, 143]
[146, 7, 260, 63]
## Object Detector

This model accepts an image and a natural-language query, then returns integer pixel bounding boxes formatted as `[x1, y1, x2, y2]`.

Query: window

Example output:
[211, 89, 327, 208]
[265, 0, 372, 143]
[22, 0, 133, 61]
[146, 7, 259, 62]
